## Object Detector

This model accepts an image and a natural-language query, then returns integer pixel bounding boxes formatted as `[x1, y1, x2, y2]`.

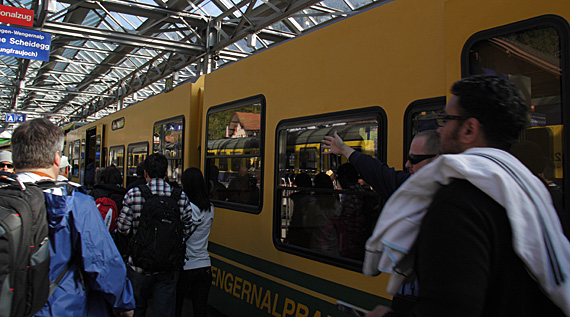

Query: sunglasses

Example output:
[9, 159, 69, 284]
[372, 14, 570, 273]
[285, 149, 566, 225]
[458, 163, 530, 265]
[408, 154, 437, 165]
[0, 163, 14, 169]
[435, 114, 471, 127]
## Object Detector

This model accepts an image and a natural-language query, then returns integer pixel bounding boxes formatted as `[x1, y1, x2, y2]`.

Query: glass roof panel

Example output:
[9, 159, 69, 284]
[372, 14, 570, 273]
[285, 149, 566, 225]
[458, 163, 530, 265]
[349, 0, 377, 9]
[321, 0, 352, 12]
[0, 0, 388, 128]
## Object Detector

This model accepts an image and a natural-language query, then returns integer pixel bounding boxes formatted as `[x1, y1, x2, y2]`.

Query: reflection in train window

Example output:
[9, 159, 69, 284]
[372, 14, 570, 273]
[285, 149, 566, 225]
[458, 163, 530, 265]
[153, 116, 184, 185]
[72, 140, 80, 177]
[127, 142, 149, 186]
[466, 19, 566, 212]
[109, 145, 125, 176]
[205, 96, 264, 212]
[276, 108, 384, 267]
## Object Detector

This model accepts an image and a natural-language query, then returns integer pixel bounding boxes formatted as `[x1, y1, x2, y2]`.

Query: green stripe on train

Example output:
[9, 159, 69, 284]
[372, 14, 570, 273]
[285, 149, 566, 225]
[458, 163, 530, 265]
[208, 242, 389, 316]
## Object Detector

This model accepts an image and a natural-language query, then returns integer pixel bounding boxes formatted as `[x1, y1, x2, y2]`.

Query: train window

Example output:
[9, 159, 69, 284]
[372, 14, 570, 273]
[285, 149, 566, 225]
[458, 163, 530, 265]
[127, 142, 149, 186]
[112, 117, 125, 130]
[71, 140, 80, 177]
[403, 97, 446, 168]
[205, 96, 264, 212]
[109, 145, 125, 177]
[464, 16, 569, 215]
[153, 116, 185, 186]
[275, 107, 385, 270]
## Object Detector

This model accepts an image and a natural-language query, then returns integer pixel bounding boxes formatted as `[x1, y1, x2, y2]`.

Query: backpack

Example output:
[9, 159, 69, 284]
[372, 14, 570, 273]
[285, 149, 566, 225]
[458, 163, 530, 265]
[95, 197, 118, 232]
[0, 175, 50, 317]
[0, 175, 81, 317]
[130, 184, 185, 273]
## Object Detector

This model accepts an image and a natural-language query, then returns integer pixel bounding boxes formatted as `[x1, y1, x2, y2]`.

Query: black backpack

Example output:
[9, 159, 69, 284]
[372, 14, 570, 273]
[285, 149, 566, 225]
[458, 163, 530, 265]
[0, 174, 50, 317]
[0, 175, 80, 317]
[130, 184, 186, 273]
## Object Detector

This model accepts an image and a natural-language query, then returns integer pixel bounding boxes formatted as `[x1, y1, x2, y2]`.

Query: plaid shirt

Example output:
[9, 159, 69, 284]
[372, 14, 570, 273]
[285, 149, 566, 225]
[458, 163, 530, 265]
[116, 178, 193, 273]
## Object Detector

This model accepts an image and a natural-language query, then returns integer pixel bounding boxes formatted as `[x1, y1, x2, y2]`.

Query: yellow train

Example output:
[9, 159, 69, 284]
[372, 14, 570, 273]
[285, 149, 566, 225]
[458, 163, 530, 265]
[65, 0, 569, 315]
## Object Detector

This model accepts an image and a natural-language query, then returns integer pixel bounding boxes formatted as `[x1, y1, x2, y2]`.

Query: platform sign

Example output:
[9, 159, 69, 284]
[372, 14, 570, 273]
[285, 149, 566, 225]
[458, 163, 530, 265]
[4, 112, 26, 123]
[0, 5, 33, 27]
[0, 25, 51, 61]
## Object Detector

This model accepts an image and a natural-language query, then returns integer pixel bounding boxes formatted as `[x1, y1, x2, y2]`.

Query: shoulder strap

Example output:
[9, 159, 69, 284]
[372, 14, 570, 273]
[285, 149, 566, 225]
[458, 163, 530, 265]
[49, 262, 71, 298]
[137, 184, 152, 200]
[49, 255, 85, 298]
[35, 180, 75, 195]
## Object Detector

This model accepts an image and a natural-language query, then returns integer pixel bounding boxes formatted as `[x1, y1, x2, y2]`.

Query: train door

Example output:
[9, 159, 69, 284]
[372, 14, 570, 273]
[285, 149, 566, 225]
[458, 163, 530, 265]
[84, 124, 104, 189]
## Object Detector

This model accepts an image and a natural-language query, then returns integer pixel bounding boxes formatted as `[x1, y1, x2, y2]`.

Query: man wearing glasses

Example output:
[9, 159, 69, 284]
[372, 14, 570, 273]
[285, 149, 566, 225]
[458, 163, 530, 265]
[0, 150, 14, 174]
[365, 75, 569, 316]
[322, 129, 439, 202]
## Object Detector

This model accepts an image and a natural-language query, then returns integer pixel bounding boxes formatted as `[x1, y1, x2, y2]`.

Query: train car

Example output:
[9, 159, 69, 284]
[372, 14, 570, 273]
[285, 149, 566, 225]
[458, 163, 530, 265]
[200, 0, 569, 316]
[65, 77, 204, 188]
[64, 0, 569, 315]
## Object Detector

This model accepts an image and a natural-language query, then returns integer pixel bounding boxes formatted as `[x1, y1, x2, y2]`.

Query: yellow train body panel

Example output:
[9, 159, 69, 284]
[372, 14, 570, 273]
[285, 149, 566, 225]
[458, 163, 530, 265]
[66, 78, 203, 186]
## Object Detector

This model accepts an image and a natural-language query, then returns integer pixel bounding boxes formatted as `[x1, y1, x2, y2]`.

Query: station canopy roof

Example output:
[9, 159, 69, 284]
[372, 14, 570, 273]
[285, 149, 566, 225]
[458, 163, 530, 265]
[0, 0, 386, 131]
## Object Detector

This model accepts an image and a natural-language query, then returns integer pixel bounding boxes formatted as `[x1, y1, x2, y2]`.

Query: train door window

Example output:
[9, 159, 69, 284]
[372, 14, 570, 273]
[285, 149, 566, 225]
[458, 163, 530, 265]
[109, 145, 125, 177]
[127, 142, 149, 186]
[464, 16, 569, 217]
[95, 134, 102, 168]
[205, 95, 264, 213]
[72, 140, 80, 178]
[80, 139, 86, 184]
[403, 97, 446, 168]
[275, 107, 385, 270]
[85, 128, 97, 188]
[102, 147, 108, 168]
[153, 116, 184, 186]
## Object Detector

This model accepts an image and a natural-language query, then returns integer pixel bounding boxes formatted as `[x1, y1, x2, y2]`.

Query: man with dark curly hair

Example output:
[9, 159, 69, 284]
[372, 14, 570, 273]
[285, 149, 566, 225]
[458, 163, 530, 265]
[365, 75, 570, 317]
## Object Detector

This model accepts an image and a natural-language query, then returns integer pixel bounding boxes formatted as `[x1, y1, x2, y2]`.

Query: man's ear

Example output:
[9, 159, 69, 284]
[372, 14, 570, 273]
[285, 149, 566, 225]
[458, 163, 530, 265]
[459, 117, 484, 145]
[54, 151, 62, 167]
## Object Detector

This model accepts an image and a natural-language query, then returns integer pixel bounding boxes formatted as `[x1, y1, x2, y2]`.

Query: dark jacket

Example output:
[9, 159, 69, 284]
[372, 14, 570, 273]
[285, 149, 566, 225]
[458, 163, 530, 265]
[348, 151, 410, 201]
[404, 179, 565, 317]
[90, 184, 128, 211]
[126, 178, 147, 192]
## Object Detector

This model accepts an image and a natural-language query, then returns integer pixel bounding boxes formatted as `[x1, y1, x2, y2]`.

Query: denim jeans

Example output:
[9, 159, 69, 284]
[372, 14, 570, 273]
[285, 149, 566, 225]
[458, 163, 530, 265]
[127, 268, 179, 317]
[175, 267, 212, 317]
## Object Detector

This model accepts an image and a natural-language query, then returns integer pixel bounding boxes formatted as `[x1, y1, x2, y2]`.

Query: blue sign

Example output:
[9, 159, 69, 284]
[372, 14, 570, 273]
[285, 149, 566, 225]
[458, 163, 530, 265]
[0, 25, 51, 61]
[5, 112, 26, 123]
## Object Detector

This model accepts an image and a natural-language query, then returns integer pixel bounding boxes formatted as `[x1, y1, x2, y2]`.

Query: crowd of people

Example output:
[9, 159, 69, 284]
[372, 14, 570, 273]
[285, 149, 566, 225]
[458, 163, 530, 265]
[2, 119, 215, 317]
[1, 75, 569, 317]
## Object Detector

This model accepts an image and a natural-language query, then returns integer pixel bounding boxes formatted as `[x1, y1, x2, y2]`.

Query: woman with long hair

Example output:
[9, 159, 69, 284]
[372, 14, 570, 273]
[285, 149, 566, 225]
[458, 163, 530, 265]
[175, 167, 214, 317]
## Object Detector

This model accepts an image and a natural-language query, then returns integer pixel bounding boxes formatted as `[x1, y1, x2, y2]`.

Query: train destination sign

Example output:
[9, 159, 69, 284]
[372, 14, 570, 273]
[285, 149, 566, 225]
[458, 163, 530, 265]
[0, 5, 33, 27]
[0, 25, 51, 61]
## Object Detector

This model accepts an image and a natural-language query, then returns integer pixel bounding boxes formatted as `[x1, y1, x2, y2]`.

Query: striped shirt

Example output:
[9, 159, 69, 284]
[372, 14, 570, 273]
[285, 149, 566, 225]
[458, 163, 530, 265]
[116, 178, 194, 273]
